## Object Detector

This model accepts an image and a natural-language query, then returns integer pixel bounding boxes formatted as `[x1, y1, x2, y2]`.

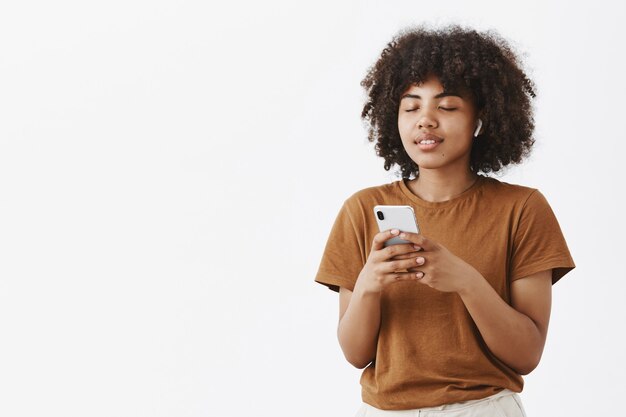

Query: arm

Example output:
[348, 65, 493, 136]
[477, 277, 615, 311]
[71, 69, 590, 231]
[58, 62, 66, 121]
[395, 231, 553, 375]
[337, 286, 381, 369]
[336, 229, 423, 369]
[458, 269, 552, 375]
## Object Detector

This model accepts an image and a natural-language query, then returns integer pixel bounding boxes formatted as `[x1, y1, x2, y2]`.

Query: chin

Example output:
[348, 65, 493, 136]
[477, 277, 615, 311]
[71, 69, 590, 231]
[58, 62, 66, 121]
[411, 158, 446, 170]
[416, 164, 446, 171]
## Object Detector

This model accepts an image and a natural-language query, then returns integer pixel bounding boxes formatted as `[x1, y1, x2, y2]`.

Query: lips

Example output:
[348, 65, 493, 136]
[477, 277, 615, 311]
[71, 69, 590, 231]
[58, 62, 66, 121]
[415, 133, 444, 151]
[415, 133, 444, 144]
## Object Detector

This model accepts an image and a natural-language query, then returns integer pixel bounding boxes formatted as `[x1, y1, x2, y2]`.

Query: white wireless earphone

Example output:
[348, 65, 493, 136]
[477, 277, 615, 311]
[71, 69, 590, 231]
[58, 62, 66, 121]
[473, 119, 483, 137]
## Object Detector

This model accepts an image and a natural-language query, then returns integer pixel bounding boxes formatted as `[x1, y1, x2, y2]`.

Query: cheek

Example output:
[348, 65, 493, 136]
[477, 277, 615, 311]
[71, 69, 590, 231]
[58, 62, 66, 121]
[458, 116, 477, 134]
[397, 116, 414, 137]
[447, 120, 474, 142]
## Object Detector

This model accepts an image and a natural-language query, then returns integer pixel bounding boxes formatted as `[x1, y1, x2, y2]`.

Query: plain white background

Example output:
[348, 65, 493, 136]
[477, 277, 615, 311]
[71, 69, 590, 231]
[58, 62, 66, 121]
[1, 1, 625, 416]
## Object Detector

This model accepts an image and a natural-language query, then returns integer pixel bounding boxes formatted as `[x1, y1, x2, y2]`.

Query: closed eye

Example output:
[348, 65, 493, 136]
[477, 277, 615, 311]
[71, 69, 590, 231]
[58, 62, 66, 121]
[404, 107, 457, 112]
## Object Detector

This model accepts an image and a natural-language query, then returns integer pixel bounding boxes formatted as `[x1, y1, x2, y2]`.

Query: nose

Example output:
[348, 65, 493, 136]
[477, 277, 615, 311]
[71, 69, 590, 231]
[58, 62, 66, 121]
[417, 114, 437, 129]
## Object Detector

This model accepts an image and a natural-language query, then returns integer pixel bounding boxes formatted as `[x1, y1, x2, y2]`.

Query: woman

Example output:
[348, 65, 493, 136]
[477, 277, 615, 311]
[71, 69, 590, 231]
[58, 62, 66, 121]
[314, 24, 575, 416]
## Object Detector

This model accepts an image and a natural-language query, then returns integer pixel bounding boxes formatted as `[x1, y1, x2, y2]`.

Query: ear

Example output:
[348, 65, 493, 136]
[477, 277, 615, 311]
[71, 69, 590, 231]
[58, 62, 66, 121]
[473, 118, 483, 137]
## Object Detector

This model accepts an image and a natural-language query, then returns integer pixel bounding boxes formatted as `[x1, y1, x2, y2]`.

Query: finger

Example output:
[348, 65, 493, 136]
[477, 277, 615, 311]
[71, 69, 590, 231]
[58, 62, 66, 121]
[371, 229, 401, 252]
[391, 244, 422, 260]
[400, 268, 426, 279]
[384, 257, 425, 274]
[392, 250, 422, 260]
[408, 252, 428, 272]
[398, 232, 435, 251]
[386, 270, 424, 283]
[381, 243, 419, 260]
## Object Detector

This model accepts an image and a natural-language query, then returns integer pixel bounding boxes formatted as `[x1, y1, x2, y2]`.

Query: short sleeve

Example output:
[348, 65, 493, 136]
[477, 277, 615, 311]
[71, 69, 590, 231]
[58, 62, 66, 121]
[509, 190, 576, 284]
[314, 199, 368, 292]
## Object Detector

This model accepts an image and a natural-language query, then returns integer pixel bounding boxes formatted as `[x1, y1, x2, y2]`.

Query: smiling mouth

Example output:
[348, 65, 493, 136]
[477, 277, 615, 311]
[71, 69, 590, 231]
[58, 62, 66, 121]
[415, 133, 444, 145]
[415, 135, 444, 151]
[417, 139, 441, 145]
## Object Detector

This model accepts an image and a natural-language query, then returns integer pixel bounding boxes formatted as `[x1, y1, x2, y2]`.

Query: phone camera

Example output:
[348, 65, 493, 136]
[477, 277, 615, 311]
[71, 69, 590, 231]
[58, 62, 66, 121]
[376, 211, 385, 220]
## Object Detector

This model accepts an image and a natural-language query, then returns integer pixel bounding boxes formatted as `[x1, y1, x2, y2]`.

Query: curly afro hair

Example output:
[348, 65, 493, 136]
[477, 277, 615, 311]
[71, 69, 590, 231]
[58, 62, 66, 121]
[360, 24, 537, 179]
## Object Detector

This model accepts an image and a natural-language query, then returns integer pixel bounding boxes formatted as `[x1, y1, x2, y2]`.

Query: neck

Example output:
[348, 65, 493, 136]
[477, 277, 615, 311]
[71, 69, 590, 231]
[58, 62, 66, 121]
[407, 167, 479, 203]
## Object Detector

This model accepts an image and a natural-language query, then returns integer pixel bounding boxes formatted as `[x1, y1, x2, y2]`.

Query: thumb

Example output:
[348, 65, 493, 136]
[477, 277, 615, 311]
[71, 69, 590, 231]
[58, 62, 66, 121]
[372, 228, 401, 251]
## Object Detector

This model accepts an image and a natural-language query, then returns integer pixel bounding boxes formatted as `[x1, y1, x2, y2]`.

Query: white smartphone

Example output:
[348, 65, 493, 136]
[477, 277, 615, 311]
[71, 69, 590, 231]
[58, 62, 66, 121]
[373, 205, 420, 247]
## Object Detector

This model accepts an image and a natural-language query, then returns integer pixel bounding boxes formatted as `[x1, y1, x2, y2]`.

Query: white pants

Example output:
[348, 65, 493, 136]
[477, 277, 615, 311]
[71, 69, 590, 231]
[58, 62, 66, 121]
[354, 389, 527, 417]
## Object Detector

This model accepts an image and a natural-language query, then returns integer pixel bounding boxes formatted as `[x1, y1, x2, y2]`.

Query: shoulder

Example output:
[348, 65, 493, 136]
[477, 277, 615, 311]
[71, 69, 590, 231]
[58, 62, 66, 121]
[343, 181, 402, 216]
[479, 175, 543, 208]
[479, 176, 561, 233]
[480, 175, 537, 198]
[333, 181, 405, 226]
[343, 180, 403, 208]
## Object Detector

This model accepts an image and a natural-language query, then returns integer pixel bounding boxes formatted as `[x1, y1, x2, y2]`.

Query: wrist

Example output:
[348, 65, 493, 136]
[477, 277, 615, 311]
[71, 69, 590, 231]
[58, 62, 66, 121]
[353, 276, 383, 298]
[458, 269, 485, 298]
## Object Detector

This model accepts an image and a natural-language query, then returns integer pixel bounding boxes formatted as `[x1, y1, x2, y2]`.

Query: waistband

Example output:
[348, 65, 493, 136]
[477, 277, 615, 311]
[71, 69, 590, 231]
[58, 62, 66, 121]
[363, 389, 518, 414]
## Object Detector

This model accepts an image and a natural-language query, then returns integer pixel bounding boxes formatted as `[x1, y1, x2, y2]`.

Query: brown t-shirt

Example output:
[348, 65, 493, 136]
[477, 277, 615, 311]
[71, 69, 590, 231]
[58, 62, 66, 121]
[314, 174, 575, 410]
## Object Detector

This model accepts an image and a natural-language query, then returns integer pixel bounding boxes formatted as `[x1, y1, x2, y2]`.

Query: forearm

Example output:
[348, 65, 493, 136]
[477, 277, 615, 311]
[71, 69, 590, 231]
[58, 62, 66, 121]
[459, 274, 544, 375]
[337, 285, 381, 369]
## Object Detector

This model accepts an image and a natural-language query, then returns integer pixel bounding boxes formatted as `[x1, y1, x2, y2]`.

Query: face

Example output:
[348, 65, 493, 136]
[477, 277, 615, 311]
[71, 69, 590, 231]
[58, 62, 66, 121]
[397, 74, 479, 173]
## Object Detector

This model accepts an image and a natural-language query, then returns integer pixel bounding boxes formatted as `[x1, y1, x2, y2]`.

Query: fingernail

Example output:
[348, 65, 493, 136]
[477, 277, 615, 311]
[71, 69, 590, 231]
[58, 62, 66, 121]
[416, 272, 424, 279]
[391, 229, 399, 235]
[413, 245, 421, 250]
[416, 257, 424, 264]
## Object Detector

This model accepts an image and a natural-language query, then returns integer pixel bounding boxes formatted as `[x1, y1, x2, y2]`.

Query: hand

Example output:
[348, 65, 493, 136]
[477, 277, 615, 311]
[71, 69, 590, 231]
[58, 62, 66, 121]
[353, 229, 425, 295]
[395, 231, 481, 294]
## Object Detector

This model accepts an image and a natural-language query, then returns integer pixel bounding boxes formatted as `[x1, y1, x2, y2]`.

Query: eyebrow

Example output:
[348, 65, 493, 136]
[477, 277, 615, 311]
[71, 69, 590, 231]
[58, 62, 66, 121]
[400, 92, 462, 100]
